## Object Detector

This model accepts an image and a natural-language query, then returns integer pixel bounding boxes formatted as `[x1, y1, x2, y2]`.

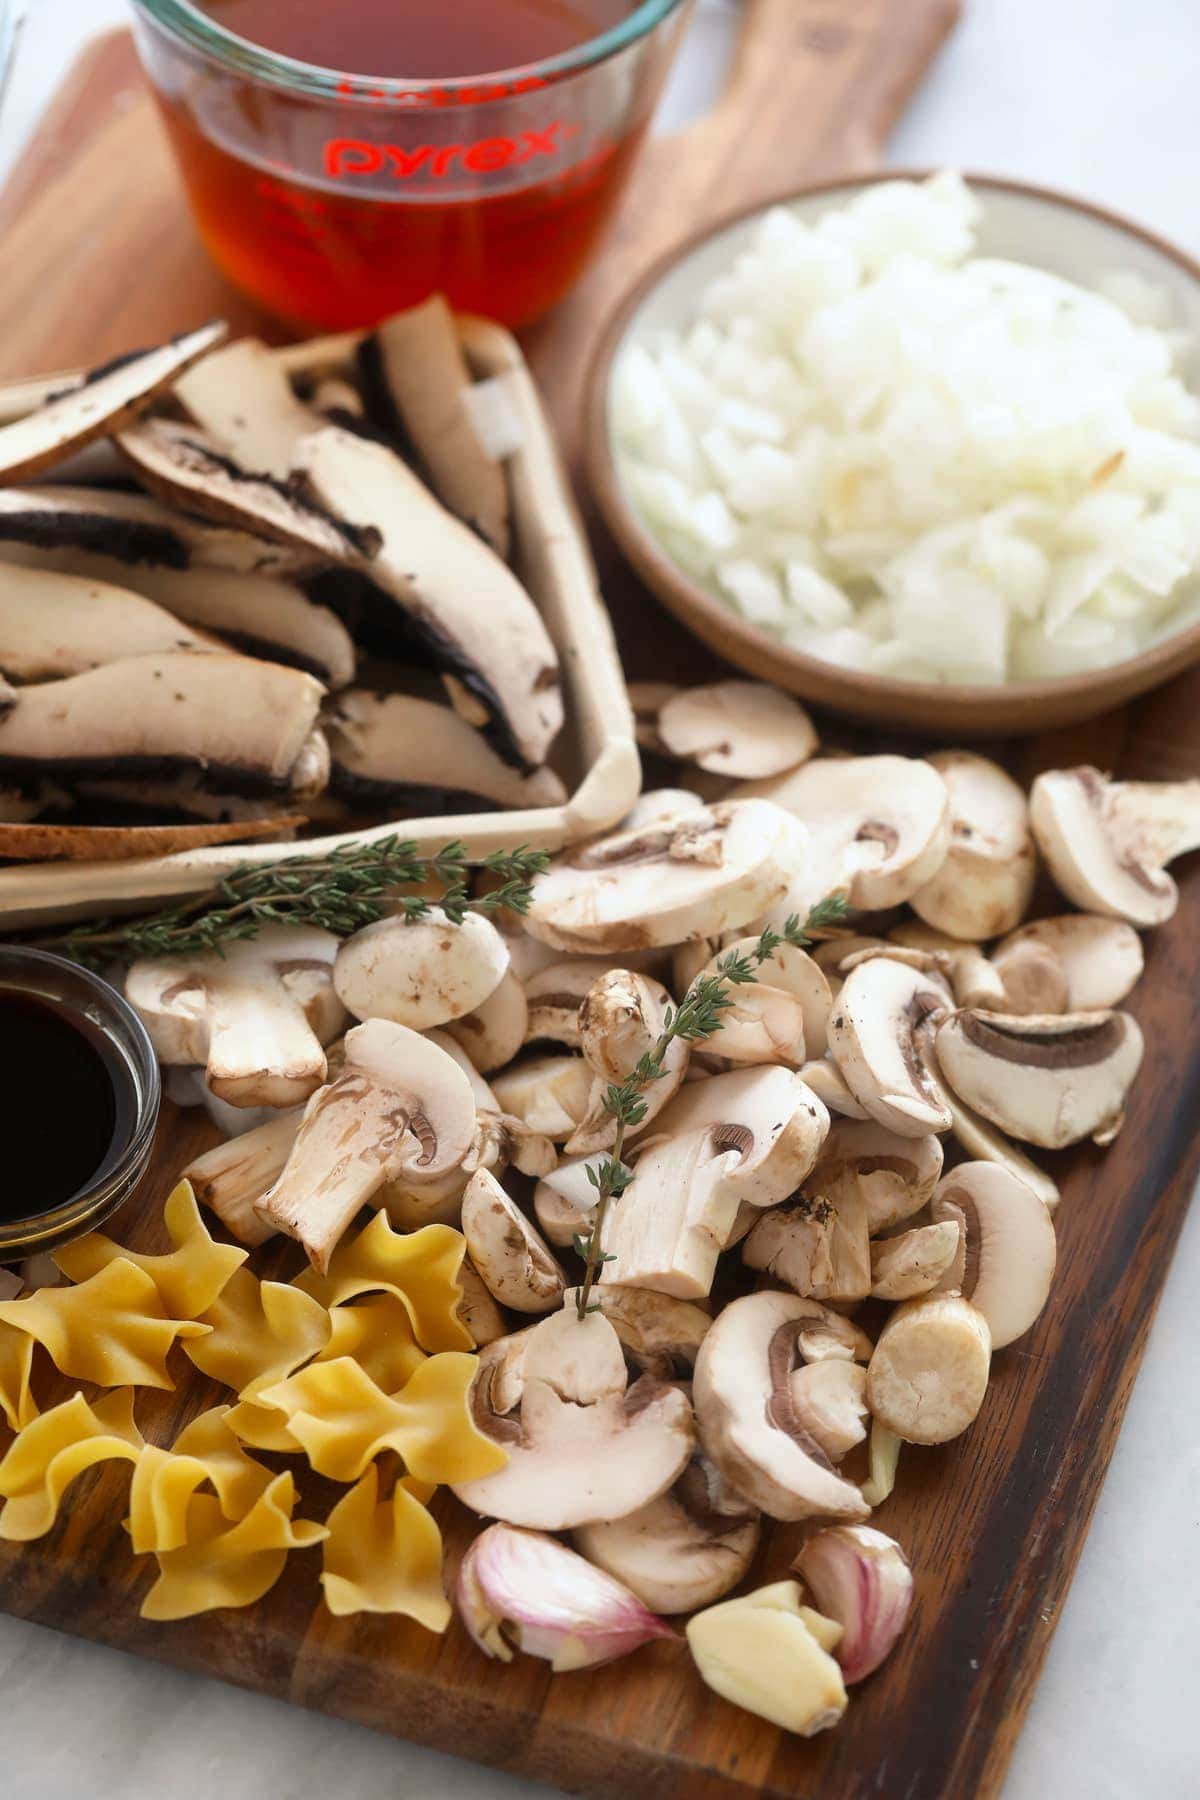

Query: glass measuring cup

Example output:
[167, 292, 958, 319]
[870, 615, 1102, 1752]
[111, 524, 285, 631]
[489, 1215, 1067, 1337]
[129, 0, 693, 331]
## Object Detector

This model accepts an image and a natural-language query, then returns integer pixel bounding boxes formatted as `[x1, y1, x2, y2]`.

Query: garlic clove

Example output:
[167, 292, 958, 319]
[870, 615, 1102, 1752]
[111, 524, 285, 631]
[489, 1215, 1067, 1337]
[456, 1522, 673, 1672]
[859, 1419, 902, 1508]
[685, 1580, 848, 1736]
[795, 1524, 914, 1684]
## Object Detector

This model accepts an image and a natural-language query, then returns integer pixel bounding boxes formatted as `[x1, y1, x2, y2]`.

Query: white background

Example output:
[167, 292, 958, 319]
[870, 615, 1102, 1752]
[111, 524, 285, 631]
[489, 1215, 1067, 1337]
[0, 3, 1197, 1797]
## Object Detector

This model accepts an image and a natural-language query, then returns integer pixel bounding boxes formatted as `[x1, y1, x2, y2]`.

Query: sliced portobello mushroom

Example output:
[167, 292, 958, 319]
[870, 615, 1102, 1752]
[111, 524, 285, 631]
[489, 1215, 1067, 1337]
[0, 650, 328, 806]
[174, 337, 322, 480]
[0, 561, 220, 681]
[326, 690, 565, 815]
[357, 296, 510, 557]
[116, 417, 379, 561]
[0, 321, 227, 483]
[292, 425, 561, 772]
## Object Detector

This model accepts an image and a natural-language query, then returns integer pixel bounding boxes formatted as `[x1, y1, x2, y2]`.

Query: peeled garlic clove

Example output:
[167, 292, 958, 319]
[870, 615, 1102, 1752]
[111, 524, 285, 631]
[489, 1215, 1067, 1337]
[795, 1524, 914, 1684]
[456, 1522, 673, 1672]
[685, 1579, 847, 1737]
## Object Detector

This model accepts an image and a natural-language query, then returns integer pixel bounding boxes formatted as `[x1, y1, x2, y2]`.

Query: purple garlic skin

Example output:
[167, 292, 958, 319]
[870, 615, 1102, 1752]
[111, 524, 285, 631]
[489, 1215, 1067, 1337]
[456, 1522, 674, 1672]
[795, 1523, 913, 1684]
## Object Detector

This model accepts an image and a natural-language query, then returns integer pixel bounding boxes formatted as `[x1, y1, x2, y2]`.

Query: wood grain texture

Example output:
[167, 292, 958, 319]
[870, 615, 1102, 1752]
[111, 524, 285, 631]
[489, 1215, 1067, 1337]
[10, 9, 1200, 1800]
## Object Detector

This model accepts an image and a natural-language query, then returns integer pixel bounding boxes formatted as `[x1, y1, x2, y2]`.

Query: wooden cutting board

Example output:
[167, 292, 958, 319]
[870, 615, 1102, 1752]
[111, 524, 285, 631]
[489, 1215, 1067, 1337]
[5, 9, 1200, 1799]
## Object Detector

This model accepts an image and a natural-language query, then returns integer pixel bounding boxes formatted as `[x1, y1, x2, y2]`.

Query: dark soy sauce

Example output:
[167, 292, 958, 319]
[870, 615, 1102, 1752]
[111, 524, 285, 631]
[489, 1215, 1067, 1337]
[0, 992, 137, 1222]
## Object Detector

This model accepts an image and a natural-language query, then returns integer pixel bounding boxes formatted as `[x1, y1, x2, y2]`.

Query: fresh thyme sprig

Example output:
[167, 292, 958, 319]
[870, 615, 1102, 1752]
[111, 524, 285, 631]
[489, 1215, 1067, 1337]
[575, 891, 849, 1321]
[30, 837, 549, 967]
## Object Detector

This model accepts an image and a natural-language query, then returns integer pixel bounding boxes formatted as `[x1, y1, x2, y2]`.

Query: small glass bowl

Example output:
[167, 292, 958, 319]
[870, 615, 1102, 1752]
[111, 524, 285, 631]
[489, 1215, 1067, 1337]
[0, 947, 161, 1262]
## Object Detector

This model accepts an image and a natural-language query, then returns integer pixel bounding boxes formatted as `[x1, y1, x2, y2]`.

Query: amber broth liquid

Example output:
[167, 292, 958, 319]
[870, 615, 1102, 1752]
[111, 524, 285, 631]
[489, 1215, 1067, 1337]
[166, 0, 645, 328]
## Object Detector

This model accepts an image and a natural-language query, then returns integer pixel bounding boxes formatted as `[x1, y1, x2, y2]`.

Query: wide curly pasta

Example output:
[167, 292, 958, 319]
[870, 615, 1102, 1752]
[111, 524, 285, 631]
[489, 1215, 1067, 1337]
[0, 1260, 210, 1388]
[140, 1471, 326, 1621]
[0, 1319, 36, 1431]
[0, 1390, 142, 1541]
[256, 1353, 506, 1484]
[54, 1181, 246, 1320]
[223, 1398, 302, 1454]
[294, 1217, 471, 1353]
[318, 1294, 426, 1394]
[128, 1407, 275, 1554]
[320, 1468, 449, 1628]
[183, 1267, 330, 1400]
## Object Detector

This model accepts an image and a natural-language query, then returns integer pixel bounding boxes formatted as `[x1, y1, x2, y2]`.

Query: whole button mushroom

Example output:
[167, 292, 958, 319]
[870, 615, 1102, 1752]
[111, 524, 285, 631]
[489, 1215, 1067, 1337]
[333, 908, 509, 1030]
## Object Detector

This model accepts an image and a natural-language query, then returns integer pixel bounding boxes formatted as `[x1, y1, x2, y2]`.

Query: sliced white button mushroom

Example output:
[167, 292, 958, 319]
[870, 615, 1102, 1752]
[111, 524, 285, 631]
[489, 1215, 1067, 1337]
[533, 1153, 604, 1249]
[574, 1450, 760, 1615]
[692, 937, 832, 1067]
[581, 1285, 712, 1376]
[657, 682, 818, 780]
[810, 935, 890, 998]
[866, 1292, 991, 1445]
[827, 956, 954, 1136]
[461, 1169, 565, 1315]
[910, 752, 1036, 940]
[457, 1256, 507, 1347]
[797, 1057, 871, 1119]
[788, 1359, 869, 1462]
[622, 788, 707, 830]
[627, 681, 682, 754]
[569, 969, 689, 1155]
[127, 925, 346, 1109]
[934, 1008, 1144, 1149]
[0, 321, 227, 482]
[294, 426, 561, 772]
[333, 908, 509, 1031]
[1030, 766, 1200, 926]
[693, 1291, 871, 1521]
[603, 1073, 830, 1298]
[890, 919, 1008, 1011]
[491, 1053, 595, 1144]
[257, 1019, 476, 1270]
[182, 1106, 302, 1246]
[685, 1581, 848, 1738]
[523, 959, 600, 1050]
[453, 1307, 695, 1529]
[930, 1162, 1057, 1347]
[740, 754, 950, 911]
[524, 800, 803, 953]
[808, 1116, 944, 1234]
[993, 914, 1144, 1015]
[443, 969, 528, 1075]
[357, 296, 510, 558]
[325, 691, 565, 814]
[742, 1196, 871, 1303]
[869, 1220, 961, 1300]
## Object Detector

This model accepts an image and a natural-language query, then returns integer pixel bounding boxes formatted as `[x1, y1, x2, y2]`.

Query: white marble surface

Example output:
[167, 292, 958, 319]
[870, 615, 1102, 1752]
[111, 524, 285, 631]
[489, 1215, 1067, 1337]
[1, 3, 1199, 1797]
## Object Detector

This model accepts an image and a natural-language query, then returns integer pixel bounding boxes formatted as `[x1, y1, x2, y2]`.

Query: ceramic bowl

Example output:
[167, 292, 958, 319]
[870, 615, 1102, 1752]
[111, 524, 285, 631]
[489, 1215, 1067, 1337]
[586, 172, 1200, 734]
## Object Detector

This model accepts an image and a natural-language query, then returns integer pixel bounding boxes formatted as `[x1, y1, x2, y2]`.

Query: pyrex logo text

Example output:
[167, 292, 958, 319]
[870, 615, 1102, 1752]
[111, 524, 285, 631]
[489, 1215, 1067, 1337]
[325, 122, 577, 181]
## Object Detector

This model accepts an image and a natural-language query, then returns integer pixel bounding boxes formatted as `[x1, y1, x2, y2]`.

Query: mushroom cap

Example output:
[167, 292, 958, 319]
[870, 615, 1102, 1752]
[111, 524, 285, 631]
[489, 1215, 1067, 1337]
[742, 1194, 872, 1304]
[622, 788, 707, 830]
[890, 920, 1008, 1011]
[523, 959, 603, 1050]
[524, 800, 802, 952]
[491, 1054, 594, 1143]
[796, 1057, 871, 1120]
[930, 1161, 1057, 1347]
[573, 1455, 760, 1615]
[333, 909, 509, 1032]
[788, 1359, 869, 1462]
[693, 1291, 871, 1522]
[807, 1116, 944, 1234]
[657, 682, 818, 780]
[910, 752, 1036, 941]
[460, 1169, 565, 1315]
[569, 969, 689, 1156]
[452, 1308, 695, 1530]
[993, 914, 1144, 1014]
[934, 1007, 1144, 1149]
[866, 1292, 991, 1446]
[827, 956, 954, 1137]
[126, 924, 346, 1108]
[739, 754, 951, 910]
[1029, 767, 1184, 926]
[696, 937, 832, 1067]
